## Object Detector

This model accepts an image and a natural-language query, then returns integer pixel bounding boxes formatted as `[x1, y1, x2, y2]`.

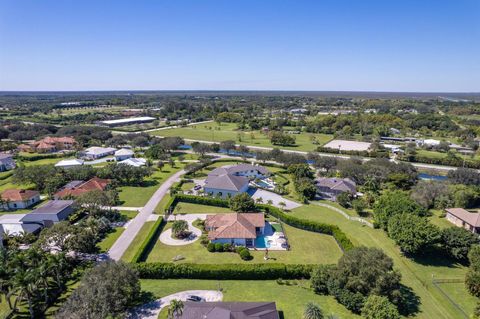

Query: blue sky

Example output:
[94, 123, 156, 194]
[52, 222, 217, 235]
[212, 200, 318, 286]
[0, 0, 479, 92]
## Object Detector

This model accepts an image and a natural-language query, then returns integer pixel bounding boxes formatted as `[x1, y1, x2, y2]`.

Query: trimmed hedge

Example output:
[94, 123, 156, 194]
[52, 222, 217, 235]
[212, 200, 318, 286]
[16, 152, 75, 162]
[133, 262, 314, 280]
[167, 194, 354, 251]
[399, 154, 480, 169]
[131, 217, 167, 263]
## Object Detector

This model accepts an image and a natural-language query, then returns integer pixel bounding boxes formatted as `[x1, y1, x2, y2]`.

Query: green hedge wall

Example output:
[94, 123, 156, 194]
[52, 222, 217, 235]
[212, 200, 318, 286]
[166, 194, 354, 251]
[133, 262, 314, 279]
[131, 217, 167, 263]
[16, 152, 75, 162]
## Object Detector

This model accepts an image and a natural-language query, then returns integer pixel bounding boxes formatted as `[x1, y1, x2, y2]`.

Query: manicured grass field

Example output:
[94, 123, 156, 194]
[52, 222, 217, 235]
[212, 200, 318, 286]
[142, 279, 360, 319]
[121, 221, 156, 262]
[150, 122, 333, 152]
[118, 164, 184, 207]
[433, 281, 477, 317]
[173, 202, 234, 215]
[97, 227, 125, 252]
[146, 222, 342, 264]
[428, 209, 453, 229]
[291, 204, 472, 319]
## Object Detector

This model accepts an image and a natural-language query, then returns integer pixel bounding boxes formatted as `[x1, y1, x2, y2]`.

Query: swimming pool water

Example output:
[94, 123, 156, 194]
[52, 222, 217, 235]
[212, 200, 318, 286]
[255, 236, 270, 248]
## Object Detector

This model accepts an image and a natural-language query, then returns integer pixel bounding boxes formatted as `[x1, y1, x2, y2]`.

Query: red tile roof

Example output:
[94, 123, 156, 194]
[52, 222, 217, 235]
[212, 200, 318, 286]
[206, 213, 265, 240]
[55, 177, 110, 198]
[446, 208, 480, 227]
[1, 189, 40, 202]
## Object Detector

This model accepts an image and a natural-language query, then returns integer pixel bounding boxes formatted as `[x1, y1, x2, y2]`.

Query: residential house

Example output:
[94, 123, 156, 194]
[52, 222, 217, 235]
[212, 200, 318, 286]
[316, 177, 357, 200]
[178, 301, 279, 319]
[54, 177, 111, 199]
[119, 158, 147, 167]
[79, 146, 116, 160]
[18, 136, 77, 153]
[0, 200, 75, 236]
[204, 164, 269, 198]
[0, 154, 15, 172]
[205, 213, 265, 247]
[55, 159, 84, 169]
[114, 148, 134, 161]
[1, 189, 40, 210]
[445, 208, 480, 233]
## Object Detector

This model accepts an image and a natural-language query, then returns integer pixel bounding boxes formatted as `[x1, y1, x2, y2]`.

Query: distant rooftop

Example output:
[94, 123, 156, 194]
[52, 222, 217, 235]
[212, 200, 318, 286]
[100, 117, 156, 125]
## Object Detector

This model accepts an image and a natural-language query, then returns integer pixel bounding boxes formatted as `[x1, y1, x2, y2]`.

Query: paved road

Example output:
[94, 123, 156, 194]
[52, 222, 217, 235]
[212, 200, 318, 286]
[128, 290, 223, 319]
[108, 169, 186, 260]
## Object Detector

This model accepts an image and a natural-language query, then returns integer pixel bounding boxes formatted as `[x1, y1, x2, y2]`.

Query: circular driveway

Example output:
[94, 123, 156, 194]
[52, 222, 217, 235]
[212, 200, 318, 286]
[159, 214, 206, 246]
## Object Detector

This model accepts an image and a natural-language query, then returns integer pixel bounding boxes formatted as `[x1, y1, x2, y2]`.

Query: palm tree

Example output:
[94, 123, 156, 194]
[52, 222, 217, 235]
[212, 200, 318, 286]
[167, 299, 184, 319]
[267, 199, 273, 205]
[255, 197, 264, 204]
[279, 201, 287, 211]
[0, 248, 13, 310]
[304, 302, 324, 319]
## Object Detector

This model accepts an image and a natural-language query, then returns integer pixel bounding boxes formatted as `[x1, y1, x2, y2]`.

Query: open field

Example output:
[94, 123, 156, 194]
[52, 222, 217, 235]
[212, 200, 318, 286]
[144, 279, 360, 319]
[150, 122, 333, 152]
[291, 204, 474, 319]
[146, 221, 343, 264]
[118, 164, 185, 207]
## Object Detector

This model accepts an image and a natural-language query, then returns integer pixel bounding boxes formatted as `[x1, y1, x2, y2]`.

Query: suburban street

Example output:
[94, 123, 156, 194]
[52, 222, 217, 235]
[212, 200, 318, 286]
[108, 169, 186, 260]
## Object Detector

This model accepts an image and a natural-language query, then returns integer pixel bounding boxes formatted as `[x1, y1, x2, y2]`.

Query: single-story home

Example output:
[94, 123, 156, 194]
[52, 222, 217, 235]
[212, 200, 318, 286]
[79, 146, 116, 160]
[114, 148, 135, 161]
[18, 136, 77, 153]
[178, 301, 279, 319]
[55, 159, 84, 169]
[206, 213, 265, 247]
[1, 189, 41, 210]
[0, 214, 43, 236]
[0, 154, 15, 172]
[55, 177, 110, 199]
[204, 164, 269, 198]
[119, 157, 147, 167]
[445, 208, 480, 233]
[316, 177, 357, 199]
[0, 200, 75, 236]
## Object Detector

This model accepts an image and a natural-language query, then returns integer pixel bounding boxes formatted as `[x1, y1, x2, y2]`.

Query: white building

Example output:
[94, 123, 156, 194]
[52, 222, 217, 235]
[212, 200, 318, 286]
[323, 139, 372, 152]
[119, 158, 147, 167]
[0, 214, 43, 236]
[1, 189, 41, 210]
[55, 159, 84, 169]
[79, 147, 116, 160]
[114, 148, 135, 161]
[99, 117, 156, 127]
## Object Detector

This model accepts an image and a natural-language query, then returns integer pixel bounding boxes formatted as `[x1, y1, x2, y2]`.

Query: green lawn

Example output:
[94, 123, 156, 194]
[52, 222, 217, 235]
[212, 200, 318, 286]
[118, 164, 184, 207]
[97, 227, 125, 252]
[146, 222, 342, 264]
[428, 209, 453, 229]
[433, 281, 478, 317]
[121, 221, 156, 262]
[142, 279, 360, 319]
[291, 204, 472, 319]
[150, 122, 333, 152]
[174, 202, 234, 215]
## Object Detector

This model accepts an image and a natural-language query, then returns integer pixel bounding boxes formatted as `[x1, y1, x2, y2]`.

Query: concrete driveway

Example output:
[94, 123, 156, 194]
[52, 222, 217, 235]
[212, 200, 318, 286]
[159, 214, 206, 246]
[128, 290, 223, 319]
[249, 188, 302, 210]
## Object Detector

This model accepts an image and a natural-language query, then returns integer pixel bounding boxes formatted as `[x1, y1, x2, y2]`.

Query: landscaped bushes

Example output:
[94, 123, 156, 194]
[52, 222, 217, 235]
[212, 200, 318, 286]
[399, 154, 480, 169]
[316, 146, 389, 159]
[133, 262, 314, 279]
[16, 152, 75, 161]
[131, 217, 167, 263]
[165, 194, 354, 252]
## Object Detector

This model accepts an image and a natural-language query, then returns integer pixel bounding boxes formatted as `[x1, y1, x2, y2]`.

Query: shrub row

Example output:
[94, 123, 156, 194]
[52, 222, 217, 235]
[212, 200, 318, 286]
[0, 171, 13, 181]
[399, 154, 480, 169]
[167, 194, 354, 252]
[133, 262, 314, 279]
[316, 146, 389, 159]
[16, 152, 75, 161]
[131, 217, 167, 263]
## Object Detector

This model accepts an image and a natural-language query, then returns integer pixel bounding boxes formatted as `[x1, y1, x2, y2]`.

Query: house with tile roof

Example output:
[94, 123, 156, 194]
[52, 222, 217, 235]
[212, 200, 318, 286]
[315, 177, 357, 200]
[445, 208, 480, 233]
[1, 189, 41, 210]
[18, 136, 77, 153]
[204, 164, 269, 198]
[0, 154, 15, 172]
[205, 213, 265, 247]
[178, 301, 279, 319]
[54, 177, 111, 199]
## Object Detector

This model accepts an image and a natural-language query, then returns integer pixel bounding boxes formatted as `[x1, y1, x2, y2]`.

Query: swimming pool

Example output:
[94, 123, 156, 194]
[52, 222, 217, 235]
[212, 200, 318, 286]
[256, 180, 272, 188]
[255, 236, 271, 248]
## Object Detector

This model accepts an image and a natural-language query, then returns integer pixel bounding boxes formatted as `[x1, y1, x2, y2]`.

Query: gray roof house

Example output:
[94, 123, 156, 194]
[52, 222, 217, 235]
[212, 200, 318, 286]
[0, 154, 16, 172]
[315, 177, 357, 200]
[22, 200, 75, 225]
[178, 301, 279, 319]
[204, 164, 269, 198]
